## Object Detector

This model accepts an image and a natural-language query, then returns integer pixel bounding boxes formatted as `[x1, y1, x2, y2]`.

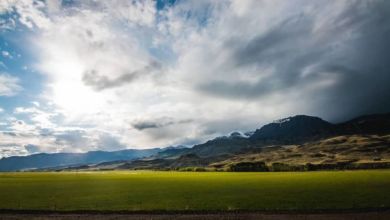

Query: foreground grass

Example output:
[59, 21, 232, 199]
[0, 170, 389, 211]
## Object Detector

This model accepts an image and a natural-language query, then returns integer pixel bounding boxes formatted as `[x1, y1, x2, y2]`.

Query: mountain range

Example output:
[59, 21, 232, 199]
[1, 112, 389, 172]
[0, 148, 161, 171]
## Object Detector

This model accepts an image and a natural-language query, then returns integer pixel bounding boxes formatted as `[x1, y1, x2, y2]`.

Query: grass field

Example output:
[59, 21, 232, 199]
[0, 170, 389, 211]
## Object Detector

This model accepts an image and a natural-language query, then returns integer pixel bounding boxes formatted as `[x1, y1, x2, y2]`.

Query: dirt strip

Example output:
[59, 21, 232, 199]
[1, 211, 390, 220]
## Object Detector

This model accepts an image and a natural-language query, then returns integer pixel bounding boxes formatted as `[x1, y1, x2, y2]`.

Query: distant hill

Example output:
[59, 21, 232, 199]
[249, 115, 334, 143]
[185, 132, 251, 157]
[250, 113, 390, 143]
[0, 148, 161, 171]
[154, 145, 190, 158]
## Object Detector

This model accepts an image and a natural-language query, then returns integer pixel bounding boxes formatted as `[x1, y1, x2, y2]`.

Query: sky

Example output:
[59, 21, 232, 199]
[0, 0, 389, 157]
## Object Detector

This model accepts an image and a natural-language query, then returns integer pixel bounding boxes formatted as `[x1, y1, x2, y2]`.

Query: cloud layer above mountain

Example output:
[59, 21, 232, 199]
[0, 0, 389, 157]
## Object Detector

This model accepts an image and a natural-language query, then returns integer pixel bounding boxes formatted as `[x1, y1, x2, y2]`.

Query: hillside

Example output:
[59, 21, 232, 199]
[211, 134, 390, 170]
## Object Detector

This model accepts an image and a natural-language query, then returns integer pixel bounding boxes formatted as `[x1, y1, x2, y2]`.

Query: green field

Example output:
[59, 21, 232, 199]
[0, 170, 389, 211]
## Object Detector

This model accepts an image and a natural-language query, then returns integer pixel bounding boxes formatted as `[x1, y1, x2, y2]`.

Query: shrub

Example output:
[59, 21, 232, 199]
[194, 167, 206, 172]
[270, 163, 305, 171]
[229, 161, 268, 172]
[177, 167, 207, 172]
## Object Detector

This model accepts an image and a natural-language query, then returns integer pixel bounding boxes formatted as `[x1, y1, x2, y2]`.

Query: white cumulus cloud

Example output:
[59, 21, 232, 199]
[0, 73, 22, 96]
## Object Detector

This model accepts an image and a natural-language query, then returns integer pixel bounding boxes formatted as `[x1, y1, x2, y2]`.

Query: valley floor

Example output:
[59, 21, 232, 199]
[0, 170, 389, 213]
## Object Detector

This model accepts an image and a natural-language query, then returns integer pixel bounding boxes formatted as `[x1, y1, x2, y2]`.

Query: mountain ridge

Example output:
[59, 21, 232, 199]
[0, 148, 161, 171]
[1, 112, 389, 171]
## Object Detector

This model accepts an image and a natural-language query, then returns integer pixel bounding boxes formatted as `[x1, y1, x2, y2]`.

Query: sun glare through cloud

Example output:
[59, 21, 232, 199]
[0, 0, 390, 158]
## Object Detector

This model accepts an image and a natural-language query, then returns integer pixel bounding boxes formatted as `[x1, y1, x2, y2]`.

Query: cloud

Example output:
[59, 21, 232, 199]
[0, 0, 14, 13]
[31, 0, 390, 147]
[45, 0, 62, 14]
[82, 61, 162, 91]
[9, 120, 36, 133]
[0, 17, 16, 31]
[0, 61, 7, 69]
[0, 122, 128, 158]
[0, 0, 51, 29]
[24, 144, 40, 154]
[0, 145, 28, 158]
[132, 118, 192, 131]
[0, 129, 48, 158]
[53, 129, 127, 152]
[0, 73, 22, 96]
[132, 121, 160, 130]
[103, 0, 157, 27]
[31, 101, 40, 107]
[174, 0, 390, 121]
[95, 133, 127, 151]
[1, 0, 390, 156]
[14, 106, 57, 128]
[1, 50, 12, 58]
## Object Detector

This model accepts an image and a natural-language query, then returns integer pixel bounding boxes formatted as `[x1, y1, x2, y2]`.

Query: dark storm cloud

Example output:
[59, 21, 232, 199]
[233, 15, 314, 67]
[198, 0, 390, 121]
[1, 131, 16, 136]
[132, 118, 192, 131]
[198, 14, 327, 99]
[133, 121, 160, 130]
[82, 61, 161, 91]
[308, 0, 390, 121]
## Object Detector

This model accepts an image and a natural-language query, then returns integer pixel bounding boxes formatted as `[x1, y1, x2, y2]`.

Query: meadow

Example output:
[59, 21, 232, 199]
[0, 170, 389, 211]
